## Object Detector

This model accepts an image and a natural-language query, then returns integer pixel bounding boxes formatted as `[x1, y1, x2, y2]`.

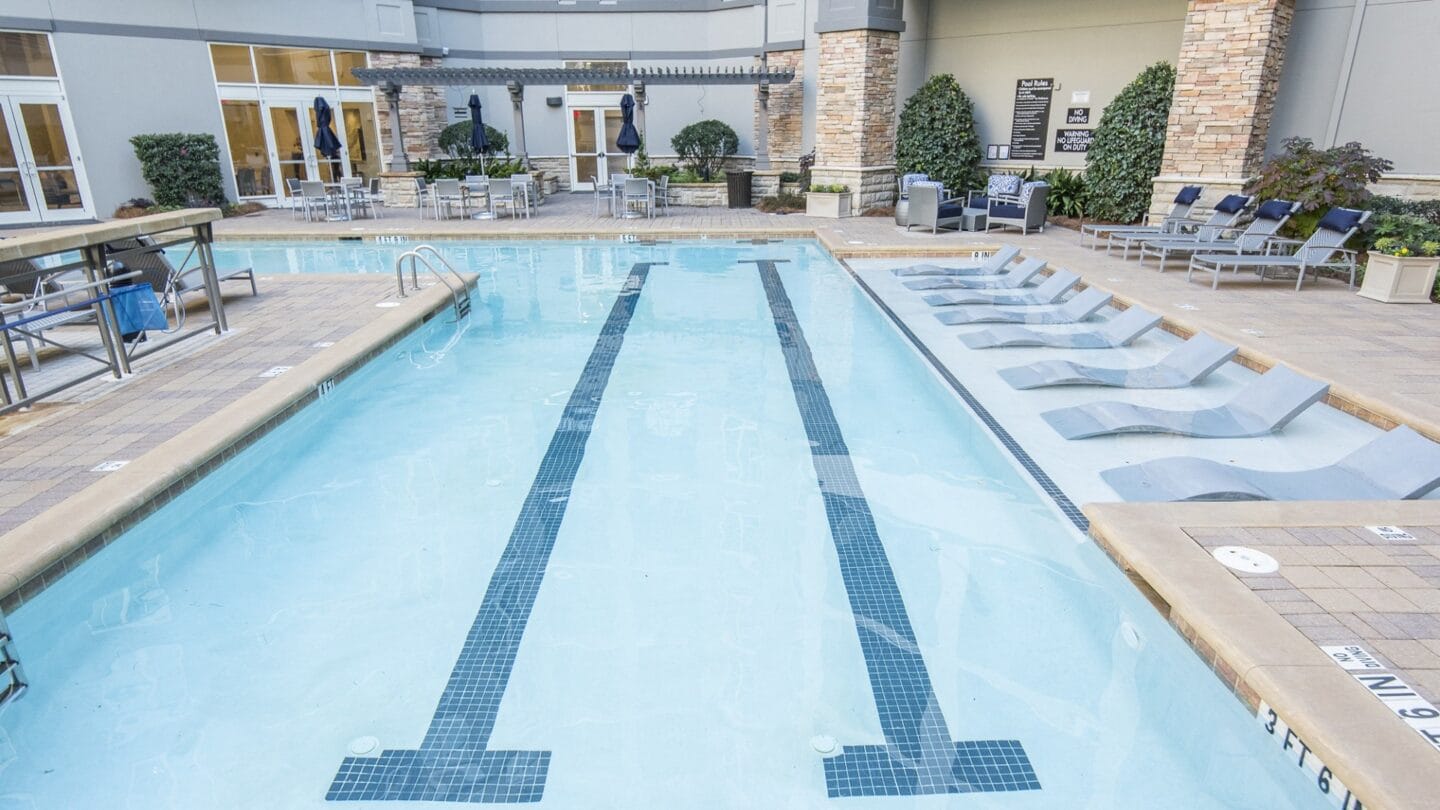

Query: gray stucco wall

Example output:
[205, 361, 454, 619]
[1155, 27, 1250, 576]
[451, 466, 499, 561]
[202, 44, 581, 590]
[1270, 0, 1440, 174]
[913, 0, 1187, 170]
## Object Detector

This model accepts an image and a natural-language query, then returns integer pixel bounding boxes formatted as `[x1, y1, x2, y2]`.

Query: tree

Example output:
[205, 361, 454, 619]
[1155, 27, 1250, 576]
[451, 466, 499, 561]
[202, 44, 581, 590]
[129, 133, 227, 207]
[671, 120, 739, 181]
[894, 74, 982, 192]
[1085, 62, 1176, 223]
[438, 121, 509, 159]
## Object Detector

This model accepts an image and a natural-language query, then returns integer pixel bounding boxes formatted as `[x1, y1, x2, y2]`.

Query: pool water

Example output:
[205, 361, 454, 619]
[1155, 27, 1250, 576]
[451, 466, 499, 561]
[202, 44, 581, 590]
[1, 241, 1325, 807]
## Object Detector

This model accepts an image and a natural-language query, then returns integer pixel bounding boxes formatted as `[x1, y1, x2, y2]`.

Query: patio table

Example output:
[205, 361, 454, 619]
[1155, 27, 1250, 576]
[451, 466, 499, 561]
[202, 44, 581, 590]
[463, 180, 494, 220]
[322, 182, 368, 221]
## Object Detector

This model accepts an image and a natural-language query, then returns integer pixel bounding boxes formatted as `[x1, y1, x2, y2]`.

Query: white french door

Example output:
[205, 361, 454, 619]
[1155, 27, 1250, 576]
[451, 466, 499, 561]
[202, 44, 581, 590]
[0, 93, 91, 225]
[567, 105, 629, 192]
[263, 93, 345, 199]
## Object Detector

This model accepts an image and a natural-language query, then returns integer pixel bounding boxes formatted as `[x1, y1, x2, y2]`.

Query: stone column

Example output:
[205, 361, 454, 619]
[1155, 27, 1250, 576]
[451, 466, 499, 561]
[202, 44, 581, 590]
[1148, 0, 1296, 220]
[507, 81, 529, 166]
[812, 0, 904, 213]
[754, 49, 805, 171]
[370, 52, 447, 166]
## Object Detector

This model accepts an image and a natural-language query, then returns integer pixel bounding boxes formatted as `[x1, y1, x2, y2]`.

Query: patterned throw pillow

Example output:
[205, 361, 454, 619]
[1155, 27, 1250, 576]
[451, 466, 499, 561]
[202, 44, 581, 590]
[987, 174, 1022, 198]
[900, 173, 929, 196]
[1017, 181, 1045, 207]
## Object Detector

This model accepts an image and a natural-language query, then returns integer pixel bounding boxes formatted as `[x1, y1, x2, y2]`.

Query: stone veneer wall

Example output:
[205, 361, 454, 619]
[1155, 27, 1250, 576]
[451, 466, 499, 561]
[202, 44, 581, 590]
[754, 49, 806, 171]
[1148, 0, 1295, 220]
[371, 52, 447, 165]
[812, 29, 899, 212]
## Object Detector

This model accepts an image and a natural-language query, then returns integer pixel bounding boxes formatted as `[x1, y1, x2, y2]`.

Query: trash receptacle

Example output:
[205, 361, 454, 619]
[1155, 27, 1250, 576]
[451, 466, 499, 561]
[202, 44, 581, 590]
[727, 170, 754, 209]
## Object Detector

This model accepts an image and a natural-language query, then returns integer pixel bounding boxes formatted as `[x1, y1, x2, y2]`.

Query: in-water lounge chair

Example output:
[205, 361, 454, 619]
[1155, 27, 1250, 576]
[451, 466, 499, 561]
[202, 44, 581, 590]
[998, 333, 1238, 389]
[1041, 365, 1330, 440]
[1108, 194, 1252, 259]
[923, 270, 1077, 307]
[904, 257, 1046, 291]
[1079, 185, 1203, 248]
[890, 245, 1022, 277]
[1187, 208, 1371, 291]
[1139, 200, 1300, 272]
[960, 306, 1162, 350]
[934, 288, 1111, 326]
[1101, 426, 1440, 502]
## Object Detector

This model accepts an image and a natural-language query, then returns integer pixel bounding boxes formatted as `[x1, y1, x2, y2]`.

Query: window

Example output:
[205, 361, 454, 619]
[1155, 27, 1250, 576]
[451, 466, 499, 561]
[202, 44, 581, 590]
[210, 44, 255, 83]
[342, 102, 381, 179]
[0, 31, 57, 77]
[564, 60, 628, 92]
[334, 51, 367, 87]
[254, 47, 335, 86]
[221, 100, 274, 196]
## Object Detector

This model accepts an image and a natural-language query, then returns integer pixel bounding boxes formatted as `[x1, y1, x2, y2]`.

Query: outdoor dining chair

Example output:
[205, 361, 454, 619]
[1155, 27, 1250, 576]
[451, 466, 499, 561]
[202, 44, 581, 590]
[414, 178, 433, 219]
[487, 178, 518, 218]
[432, 179, 468, 219]
[590, 176, 613, 216]
[654, 175, 670, 215]
[298, 181, 329, 222]
[511, 173, 537, 218]
[624, 177, 653, 219]
[285, 178, 304, 219]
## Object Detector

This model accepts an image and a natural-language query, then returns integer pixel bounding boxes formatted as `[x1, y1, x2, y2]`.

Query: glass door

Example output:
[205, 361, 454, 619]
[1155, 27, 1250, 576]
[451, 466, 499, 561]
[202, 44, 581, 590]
[267, 99, 347, 199]
[567, 107, 630, 191]
[0, 95, 90, 224]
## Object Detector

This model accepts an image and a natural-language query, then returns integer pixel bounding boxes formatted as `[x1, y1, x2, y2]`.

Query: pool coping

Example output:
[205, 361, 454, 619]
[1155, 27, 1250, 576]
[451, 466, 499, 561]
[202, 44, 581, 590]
[0, 281, 462, 612]
[1087, 501, 1440, 810]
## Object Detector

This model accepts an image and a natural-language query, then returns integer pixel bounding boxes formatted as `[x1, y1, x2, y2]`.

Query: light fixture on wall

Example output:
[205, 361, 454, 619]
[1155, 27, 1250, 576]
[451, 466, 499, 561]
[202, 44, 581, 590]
[547, 97, 563, 107]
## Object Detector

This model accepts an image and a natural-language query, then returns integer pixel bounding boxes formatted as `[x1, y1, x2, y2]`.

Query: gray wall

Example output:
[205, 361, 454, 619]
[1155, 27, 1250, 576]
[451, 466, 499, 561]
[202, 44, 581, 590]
[1270, 0, 1440, 174]
[913, 0, 1187, 170]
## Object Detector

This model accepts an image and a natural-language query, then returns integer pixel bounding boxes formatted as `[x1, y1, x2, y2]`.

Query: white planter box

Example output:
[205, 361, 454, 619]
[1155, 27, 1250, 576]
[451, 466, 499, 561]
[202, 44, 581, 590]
[806, 192, 852, 218]
[1357, 254, 1439, 304]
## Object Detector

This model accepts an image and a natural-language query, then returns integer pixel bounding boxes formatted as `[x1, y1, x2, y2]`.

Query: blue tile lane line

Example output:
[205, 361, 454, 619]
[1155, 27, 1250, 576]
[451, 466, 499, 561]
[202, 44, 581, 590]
[325, 262, 661, 803]
[749, 260, 1042, 798]
[839, 261, 1089, 533]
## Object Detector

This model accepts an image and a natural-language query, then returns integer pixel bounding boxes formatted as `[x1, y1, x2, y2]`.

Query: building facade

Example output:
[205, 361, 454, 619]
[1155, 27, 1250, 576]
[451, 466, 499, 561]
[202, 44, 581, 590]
[0, 0, 1433, 223]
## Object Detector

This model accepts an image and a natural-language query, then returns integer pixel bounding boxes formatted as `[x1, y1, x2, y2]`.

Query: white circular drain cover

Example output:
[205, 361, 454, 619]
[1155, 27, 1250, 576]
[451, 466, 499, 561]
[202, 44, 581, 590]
[1213, 546, 1279, 574]
[810, 735, 838, 754]
[348, 735, 380, 755]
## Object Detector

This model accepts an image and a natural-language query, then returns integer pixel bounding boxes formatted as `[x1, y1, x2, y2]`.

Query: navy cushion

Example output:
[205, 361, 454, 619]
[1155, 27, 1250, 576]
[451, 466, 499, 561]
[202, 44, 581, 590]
[1316, 207, 1363, 233]
[1214, 194, 1249, 214]
[1255, 200, 1294, 221]
[968, 195, 989, 210]
[1174, 186, 1202, 205]
[990, 203, 1026, 219]
[938, 204, 966, 219]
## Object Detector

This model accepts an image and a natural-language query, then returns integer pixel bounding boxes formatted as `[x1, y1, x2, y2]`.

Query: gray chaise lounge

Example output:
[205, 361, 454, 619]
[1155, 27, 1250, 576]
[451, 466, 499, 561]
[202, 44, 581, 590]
[934, 288, 1111, 326]
[1041, 365, 1330, 439]
[1101, 426, 1440, 502]
[923, 270, 1078, 307]
[1139, 200, 1299, 272]
[1187, 207, 1371, 291]
[959, 306, 1162, 349]
[891, 245, 1022, 277]
[1108, 194, 1252, 259]
[904, 257, 1047, 291]
[998, 333, 1238, 389]
[1078, 185, 1203, 248]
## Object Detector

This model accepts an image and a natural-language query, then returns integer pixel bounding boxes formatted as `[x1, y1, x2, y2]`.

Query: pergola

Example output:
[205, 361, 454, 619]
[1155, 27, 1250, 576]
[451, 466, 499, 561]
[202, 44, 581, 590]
[351, 65, 797, 173]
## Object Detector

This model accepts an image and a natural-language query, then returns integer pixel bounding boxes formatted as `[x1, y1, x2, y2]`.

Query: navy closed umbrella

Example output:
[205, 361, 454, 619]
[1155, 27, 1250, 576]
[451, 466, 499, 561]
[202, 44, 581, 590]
[617, 94, 641, 155]
[468, 93, 490, 172]
[313, 97, 342, 160]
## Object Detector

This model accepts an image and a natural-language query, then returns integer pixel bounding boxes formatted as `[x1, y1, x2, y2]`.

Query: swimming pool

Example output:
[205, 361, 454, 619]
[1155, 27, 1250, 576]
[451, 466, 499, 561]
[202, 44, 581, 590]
[2, 241, 1326, 807]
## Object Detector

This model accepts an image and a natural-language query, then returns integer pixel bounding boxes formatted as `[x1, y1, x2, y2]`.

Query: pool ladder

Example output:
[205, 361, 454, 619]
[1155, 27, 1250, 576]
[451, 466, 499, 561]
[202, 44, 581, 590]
[394, 245, 472, 321]
[0, 608, 26, 707]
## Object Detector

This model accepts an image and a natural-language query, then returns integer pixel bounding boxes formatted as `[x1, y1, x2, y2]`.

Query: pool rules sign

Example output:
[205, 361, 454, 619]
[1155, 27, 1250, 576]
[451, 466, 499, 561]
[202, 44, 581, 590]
[1009, 78, 1053, 160]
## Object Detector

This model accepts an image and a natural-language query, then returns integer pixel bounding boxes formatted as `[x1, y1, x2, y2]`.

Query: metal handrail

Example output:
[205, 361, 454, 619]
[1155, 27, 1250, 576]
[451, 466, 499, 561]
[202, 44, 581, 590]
[393, 246, 471, 320]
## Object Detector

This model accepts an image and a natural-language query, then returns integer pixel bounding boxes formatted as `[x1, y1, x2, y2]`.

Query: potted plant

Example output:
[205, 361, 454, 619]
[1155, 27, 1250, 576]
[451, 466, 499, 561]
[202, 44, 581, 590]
[1357, 214, 1440, 303]
[806, 183, 852, 218]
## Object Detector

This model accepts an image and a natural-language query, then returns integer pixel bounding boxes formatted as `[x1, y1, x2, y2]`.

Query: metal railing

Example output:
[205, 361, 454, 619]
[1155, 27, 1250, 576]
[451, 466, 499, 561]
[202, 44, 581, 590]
[394, 245, 472, 320]
[0, 608, 26, 708]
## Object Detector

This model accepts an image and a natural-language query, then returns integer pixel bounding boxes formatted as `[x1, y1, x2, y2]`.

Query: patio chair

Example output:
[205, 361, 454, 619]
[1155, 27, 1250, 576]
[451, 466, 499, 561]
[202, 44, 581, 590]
[986, 181, 1049, 235]
[905, 183, 967, 233]
[487, 178, 518, 218]
[1100, 426, 1440, 502]
[107, 237, 258, 300]
[960, 306, 1162, 350]
[1040, 365, 1330, 440]
[897, 172, 930, 200]
[1079, 185, 1204, 248]
[925, 269, 1078, 308]
[1108, 194, 1253, 259]
[298, 180, 329, 221]
[1187, 207, 1371, 291]
[1, 258, 94, 370]
[414, 177, 433, 219]
[364, 178, 384, 219]
[624, 177, 653, 219]
[1139, 200, 1299, 271]
[903, 256, 1046, 290]
[965, 174, 1024, 212]
[655, 175, 670, 215]
[998, 333, 1238, 389]
[933, 288, 1112, 326]
[432, 179, 468, 220]
[890, 245, 1022, 277]
[511, 173, 537, 218]
[285, 178, 304, 219]
[591, 175, 612, 216]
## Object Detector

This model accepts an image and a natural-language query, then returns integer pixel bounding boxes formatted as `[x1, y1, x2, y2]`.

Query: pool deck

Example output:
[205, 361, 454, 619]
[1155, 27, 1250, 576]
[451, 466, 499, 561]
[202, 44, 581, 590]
[5, 198, 1440, 807]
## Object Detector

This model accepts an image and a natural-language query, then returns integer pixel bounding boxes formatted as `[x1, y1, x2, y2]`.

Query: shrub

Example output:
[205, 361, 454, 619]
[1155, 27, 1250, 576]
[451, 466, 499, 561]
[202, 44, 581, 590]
[757, 193, 806, 213]
[413, 157, 529, 181]
[1042, 168, 1088, 219]
[671, 120, 739, 181]
[1085, 62, 1175, 223]
[1367, 214, 1440, 257]
[632, 164, 679, 182]
[809, 183, 849, 194]
[438, 121, 508, 159]
[1369, 195, 1440, 228]
[1247, 137, 1392, 237]
[894, 74, 983, 193]
[130, 133, 227, 207]
[779, 171, 801, 183]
